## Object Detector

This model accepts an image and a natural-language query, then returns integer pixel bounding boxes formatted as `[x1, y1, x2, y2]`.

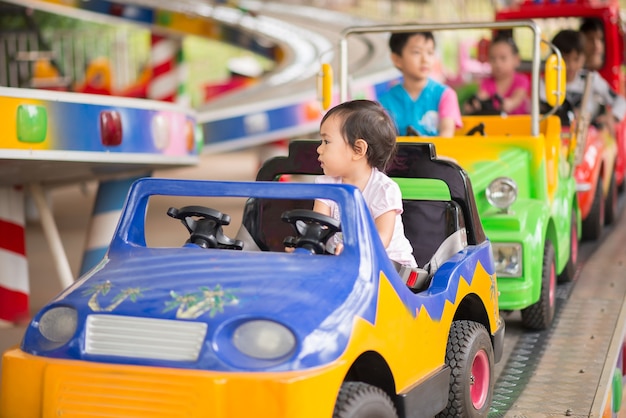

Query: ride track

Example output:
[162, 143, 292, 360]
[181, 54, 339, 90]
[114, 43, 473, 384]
[489, 193, 626, 417]
[3, 1, 626, 416]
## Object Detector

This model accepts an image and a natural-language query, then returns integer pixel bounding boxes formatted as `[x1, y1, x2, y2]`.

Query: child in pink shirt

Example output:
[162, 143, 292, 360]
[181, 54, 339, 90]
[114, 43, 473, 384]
[465, 35, 530, 115]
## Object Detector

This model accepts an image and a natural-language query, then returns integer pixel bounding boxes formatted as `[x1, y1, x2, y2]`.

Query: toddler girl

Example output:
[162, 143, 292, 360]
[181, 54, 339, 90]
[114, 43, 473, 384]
[314, 100, 417, 268]
[465, 35, 529, 115]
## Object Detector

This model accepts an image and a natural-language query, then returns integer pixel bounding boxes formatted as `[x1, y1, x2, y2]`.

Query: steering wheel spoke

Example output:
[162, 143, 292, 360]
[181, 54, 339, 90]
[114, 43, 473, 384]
[168, 205, 243, 250]
[281, 209, 341, 255]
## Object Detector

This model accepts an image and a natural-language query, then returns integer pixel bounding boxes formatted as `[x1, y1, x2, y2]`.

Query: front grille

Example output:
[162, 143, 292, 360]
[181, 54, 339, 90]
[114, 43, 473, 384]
[85, 314, 207, 361]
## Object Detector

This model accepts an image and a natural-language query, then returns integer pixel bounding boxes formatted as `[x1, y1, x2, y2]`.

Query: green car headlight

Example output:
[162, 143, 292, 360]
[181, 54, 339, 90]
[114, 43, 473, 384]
[492, 243, 522, 277]
[38, 306, 78, 344]
[486, 177, 518, 211]
[233, 320, 296, 360]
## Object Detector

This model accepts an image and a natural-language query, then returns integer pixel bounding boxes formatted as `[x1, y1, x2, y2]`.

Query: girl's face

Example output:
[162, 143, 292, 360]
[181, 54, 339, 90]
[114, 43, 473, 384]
[489, 41, 520, 80]
[391, 34, 436, 82]
[317, 115, 355, 178]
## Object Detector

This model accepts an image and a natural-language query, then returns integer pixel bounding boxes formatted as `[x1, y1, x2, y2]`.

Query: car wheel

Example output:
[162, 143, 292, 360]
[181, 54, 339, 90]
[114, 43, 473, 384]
[558, 210, 578, 283]
[333, 381, 397, 418]
[437, 320, 494, 418]
[521, 240, 556, 330]
[604, 170, 618, 225]
[582, 176, 604, 240]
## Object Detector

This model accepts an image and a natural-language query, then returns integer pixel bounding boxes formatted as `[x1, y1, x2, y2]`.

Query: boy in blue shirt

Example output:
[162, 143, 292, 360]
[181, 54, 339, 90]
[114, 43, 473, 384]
[379, 31, 462, 137]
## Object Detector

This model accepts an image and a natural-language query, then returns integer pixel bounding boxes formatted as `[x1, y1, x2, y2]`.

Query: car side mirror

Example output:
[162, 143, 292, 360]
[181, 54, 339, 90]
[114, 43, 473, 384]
[317, 63, 333, 111]
[544, 53, 566, 107]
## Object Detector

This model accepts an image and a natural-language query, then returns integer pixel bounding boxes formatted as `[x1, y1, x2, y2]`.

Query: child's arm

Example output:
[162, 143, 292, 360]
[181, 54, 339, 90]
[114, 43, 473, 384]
[438, 117, 458, 138]
[438, 88, 463, 137]
[313, 199, 331, 216]
[374, 210, 396, 248]
[502, 87, 528, 114]
[502, 73, 529, 114]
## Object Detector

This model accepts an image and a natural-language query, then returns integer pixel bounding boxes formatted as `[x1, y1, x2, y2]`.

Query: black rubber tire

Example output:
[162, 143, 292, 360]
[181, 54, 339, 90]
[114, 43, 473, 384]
[581, 176, 604, 241]
[333, 382, 397, 418]
[437, 320, 494, 418]
[558, 209, 578, 283]
[521, 241, 556, 330]
[604, 170, 618, 225]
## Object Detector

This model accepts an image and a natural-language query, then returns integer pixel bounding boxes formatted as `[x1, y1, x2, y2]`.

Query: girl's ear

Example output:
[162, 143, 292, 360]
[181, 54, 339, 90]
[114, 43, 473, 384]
[353, 139, 368, 160]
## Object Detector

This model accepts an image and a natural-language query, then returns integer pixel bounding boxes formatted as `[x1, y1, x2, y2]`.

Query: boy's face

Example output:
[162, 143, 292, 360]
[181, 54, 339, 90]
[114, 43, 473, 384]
[391, 34, 436, 82]
[581, 29, 604, 71]
[563, 51, 585, 82]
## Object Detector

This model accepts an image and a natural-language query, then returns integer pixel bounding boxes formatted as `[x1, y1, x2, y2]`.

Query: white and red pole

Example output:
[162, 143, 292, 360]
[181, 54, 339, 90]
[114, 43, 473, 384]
[0, 186, 29, 325]
[147, 33, 182, 103]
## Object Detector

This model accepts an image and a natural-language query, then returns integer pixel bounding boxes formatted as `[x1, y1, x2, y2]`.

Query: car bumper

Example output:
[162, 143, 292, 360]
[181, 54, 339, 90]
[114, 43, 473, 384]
[496, 276, 535, 310]
[0, 349, 344, 418]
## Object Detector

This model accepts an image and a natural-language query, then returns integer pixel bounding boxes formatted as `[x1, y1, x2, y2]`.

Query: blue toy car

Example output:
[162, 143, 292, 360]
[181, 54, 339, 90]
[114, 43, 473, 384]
[0, 142, 504, 418]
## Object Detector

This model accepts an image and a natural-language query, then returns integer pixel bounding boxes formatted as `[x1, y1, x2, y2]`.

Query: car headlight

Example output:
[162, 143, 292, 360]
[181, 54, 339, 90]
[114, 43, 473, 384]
[492, 243, 522, 277]
[233, 320, 295, 360]
[486, 177, 518, 211]
[38, 306, 78, 345]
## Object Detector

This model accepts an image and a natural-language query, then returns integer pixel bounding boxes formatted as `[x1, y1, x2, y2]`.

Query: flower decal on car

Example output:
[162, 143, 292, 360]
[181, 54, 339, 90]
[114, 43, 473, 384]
[164, 285, 239, 319]
[82, 281, 146, 312]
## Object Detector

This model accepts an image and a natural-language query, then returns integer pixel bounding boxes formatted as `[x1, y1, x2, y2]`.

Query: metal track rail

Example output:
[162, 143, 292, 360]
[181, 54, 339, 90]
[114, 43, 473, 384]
[490, 204, 626, 416]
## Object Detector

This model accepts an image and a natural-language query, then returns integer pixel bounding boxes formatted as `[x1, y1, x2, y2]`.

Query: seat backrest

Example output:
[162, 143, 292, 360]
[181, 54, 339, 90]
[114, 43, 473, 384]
[239, 197, 314, 252]
[401, 199, 466, 268]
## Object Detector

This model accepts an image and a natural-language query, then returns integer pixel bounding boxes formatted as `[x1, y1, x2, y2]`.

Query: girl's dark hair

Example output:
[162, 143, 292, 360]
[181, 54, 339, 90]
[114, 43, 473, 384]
[388, 31, 435, 56]
[491, 34, 519, 55]
[321, 100, 397, 171]
[552, 29, 584, 55]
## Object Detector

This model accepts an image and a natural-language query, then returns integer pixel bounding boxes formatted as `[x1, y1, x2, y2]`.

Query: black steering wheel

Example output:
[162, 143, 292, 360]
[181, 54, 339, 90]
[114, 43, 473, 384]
[281, 209, 341, 255]
[167, 205, 243, 250]
[465, 94, 504, 116]
[406, 126, 420, 136]
[466, 122, 486, 136]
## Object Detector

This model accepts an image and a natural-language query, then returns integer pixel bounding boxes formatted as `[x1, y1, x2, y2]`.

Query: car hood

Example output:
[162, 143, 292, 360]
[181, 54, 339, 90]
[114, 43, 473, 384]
[66, 247, 364, 319]
[24, 247, 377, 370]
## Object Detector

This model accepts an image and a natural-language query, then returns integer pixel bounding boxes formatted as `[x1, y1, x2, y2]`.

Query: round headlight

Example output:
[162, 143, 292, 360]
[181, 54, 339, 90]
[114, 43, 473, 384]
[486, 177, 518, 210]
[39, 306, 77, 344]
[233, 320, 295, 360]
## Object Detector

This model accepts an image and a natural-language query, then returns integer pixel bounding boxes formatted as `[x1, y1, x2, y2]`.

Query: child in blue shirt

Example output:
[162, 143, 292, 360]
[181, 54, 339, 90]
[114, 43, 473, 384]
[379, 31, 462, 137]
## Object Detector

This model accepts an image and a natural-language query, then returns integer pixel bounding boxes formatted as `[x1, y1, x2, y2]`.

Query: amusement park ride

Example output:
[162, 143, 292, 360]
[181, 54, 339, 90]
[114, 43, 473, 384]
[2, 0, 626, 416]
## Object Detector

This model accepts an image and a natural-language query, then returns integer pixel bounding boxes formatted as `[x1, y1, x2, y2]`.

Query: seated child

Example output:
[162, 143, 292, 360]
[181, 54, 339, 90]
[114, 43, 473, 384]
[579, 17, 605, 72]
[464, 34, 529, 115]
[314, 100, 418, 268]
[549, 30, 626, 136]
[378, 31, 462, 137]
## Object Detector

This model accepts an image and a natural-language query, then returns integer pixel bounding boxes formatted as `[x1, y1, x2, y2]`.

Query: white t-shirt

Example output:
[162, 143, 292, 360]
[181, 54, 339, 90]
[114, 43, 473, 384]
[566, 70, 626, 121]
[315, 168, 418, 267]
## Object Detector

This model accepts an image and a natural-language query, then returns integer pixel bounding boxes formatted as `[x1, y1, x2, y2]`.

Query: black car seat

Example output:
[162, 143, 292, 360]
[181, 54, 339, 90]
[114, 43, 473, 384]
[236, 197, 314, 252]
[398, 199, 468, 292]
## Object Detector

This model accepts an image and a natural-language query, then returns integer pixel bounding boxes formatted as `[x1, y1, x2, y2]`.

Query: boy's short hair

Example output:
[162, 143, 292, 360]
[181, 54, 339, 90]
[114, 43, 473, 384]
[388, 31, 435, 56]
[552, 29, 584, 55]
[579, 17, 604, 34]
[321, 100, 397, 171]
